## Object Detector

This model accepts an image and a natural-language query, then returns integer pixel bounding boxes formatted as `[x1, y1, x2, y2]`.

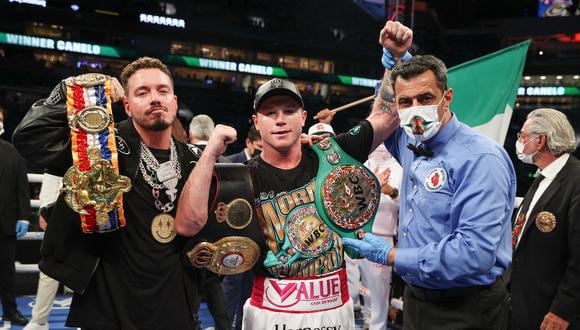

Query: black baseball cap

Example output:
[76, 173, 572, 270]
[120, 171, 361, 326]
[253, 78, 304, 111]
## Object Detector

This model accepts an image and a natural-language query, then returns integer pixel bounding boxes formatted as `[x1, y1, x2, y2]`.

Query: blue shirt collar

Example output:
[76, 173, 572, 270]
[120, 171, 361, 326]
[424, 112, 460, 153]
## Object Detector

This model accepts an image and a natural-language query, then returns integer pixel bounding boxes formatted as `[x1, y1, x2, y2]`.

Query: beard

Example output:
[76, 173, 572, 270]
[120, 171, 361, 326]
[133, 114, 173, 132]
[147, 118, 172, 131]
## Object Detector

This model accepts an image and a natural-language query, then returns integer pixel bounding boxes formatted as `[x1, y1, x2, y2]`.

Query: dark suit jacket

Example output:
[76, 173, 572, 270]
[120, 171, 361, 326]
[227, 150, 248, 163]
[511, 155, 580, 329]
[0, 139, 31, 236]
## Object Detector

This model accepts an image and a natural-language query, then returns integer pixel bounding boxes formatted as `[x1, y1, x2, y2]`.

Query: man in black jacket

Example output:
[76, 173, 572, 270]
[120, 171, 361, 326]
[510, 108, 580, 329]
[0, 106, 31, 326]
[13, 57, 203, 329]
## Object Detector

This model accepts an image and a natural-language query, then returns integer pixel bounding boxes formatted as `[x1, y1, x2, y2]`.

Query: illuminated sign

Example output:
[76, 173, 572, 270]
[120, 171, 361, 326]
[517, 86, 580, 96]
[199, 58, 237, 72]
[238, 62, 274, 75]
[9, 0, 46, 7]
[139, 13, 185, 28]
[0, 32, 136, 58]
[337, 75, 376, 88]
[166, 55, 289, 77]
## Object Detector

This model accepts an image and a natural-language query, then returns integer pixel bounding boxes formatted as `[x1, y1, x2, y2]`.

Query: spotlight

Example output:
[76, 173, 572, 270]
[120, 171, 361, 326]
[524, 76, 531, 80]
[538, 50, 544, 55]
[540, 76, 546, 80]
[556, 75, 563, 79]
[70, 4, 79, 11]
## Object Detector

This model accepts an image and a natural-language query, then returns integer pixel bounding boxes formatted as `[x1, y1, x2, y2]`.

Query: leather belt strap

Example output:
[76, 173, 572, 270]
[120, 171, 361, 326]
[185, 163, 264, 275]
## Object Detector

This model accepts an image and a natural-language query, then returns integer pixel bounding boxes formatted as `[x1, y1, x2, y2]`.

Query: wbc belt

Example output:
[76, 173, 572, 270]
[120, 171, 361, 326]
[313, 137, 380, 257]
[61, 73, 131, 233]
[185, 163, 264, 275]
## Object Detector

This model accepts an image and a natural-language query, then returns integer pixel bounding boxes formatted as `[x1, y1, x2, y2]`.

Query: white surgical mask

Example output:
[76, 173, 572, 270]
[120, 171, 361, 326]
[515, 135, 539, 164]
[398, 93, 447, 142]
[0, 122, 4, 136]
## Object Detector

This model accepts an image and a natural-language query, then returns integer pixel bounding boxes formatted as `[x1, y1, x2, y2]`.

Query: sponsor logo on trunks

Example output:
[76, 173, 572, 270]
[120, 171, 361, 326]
[274, 324, 342, 330]
[424, 167, 446, 192]
[263, 275, 342, 311]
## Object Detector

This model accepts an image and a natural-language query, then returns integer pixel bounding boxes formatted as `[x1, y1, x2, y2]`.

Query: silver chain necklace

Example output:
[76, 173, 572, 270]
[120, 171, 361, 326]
[139, 140, 182, 213]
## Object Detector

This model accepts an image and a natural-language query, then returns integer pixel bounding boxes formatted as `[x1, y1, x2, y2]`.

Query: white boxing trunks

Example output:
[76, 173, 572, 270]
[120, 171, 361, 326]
[242, 268, 354, 330]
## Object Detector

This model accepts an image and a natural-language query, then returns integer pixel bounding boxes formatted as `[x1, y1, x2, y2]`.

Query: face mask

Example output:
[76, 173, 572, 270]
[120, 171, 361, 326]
[398, 93, 447, 142]
[0, 122, 4, 136]
[515, 136, 539, 164]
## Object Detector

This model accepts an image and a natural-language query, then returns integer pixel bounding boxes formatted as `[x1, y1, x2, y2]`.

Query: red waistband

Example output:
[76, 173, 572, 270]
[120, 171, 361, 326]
[250, 268, 349, 313]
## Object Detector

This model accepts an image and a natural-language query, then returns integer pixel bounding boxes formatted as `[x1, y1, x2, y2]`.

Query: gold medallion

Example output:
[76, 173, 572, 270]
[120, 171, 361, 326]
[68, 106, 112, 133]
[62, 150, 131, 219]
[186, 236, 260, 275]
[151, 213, 177, 243]
[215, 198, 253, 229]
[535, 211, 556, 233]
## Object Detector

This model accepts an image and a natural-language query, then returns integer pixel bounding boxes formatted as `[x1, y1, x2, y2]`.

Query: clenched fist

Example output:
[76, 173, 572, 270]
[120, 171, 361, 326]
[205, 124, 237, 159]
[379, 21, 413, 58]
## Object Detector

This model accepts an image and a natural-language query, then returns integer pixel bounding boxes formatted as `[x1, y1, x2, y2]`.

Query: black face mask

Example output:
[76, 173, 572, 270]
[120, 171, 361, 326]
[251, 149, 262, 158]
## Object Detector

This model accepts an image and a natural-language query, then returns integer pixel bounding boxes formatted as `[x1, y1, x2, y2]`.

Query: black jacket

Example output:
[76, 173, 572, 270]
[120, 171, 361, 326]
[511, 155, 580, 329]
[12, 85, 202, 305]
[0, 139, 31, 236]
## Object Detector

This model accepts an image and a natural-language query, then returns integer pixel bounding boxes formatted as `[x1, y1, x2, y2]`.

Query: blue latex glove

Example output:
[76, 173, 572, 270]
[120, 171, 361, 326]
[381, 48, 413, 70]
[342, 233, 392, 265]
[16, 220, 29, 239]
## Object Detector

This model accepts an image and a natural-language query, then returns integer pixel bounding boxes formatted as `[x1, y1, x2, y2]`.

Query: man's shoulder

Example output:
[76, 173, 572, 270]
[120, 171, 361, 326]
[562, 155, 580, 177]
[227, 150, 247, 163]
[0, 139, 19, 156]
[452, 125, 506, 157]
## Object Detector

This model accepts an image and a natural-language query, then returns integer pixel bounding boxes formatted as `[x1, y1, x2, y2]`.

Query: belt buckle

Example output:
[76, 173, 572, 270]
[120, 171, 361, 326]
[68, 105, 112, 134]
[263, 203, 333, 268]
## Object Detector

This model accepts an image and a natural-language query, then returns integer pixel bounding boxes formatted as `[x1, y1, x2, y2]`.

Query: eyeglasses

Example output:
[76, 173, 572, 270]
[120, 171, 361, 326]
[517, 131, 541, 142]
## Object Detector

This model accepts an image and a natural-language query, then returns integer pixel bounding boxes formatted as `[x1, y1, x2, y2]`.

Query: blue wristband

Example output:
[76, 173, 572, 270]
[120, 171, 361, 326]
[381, 48, 412, 70]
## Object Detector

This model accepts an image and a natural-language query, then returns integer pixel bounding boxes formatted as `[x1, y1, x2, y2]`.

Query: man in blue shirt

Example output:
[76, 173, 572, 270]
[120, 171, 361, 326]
[344, 52, 516, 329]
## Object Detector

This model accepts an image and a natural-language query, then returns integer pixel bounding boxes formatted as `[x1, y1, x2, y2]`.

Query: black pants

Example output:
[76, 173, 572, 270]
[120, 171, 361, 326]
[0, 235, 17, 313]
[403, 279, 509, 330]
[202, 270, 231, 330]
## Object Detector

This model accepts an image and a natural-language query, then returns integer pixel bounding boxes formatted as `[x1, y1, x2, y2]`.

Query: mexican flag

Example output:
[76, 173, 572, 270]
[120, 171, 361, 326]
[448, 40, 530, 144]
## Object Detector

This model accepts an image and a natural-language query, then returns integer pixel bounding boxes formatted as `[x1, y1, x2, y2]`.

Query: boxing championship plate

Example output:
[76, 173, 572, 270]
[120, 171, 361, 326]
[62, 73, 131, 233]
[187, 236, 260, 275]
[184, 163, 265, 275]
[263, 203, 334, 268]
[313, 137, 380, 257]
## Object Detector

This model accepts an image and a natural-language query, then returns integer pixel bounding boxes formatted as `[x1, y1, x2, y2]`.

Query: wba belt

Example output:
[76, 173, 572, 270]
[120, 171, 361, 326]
[250, 268, 349, 313]
[61, 73, 131, 233]
[313, 137, 380, 257]
[185, 163, 264, 275]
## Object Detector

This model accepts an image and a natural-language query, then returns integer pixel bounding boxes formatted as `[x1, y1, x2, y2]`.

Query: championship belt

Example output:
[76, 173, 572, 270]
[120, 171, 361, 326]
[185, 163, 264, 275]
[263, 203, 334, 269]
[61, 73, 131, 233]
[313, 137, 380, 256]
